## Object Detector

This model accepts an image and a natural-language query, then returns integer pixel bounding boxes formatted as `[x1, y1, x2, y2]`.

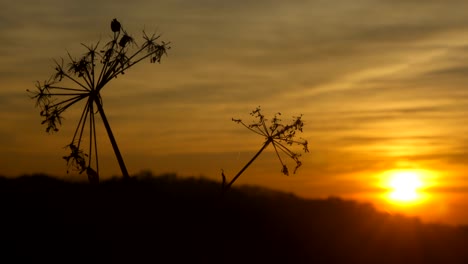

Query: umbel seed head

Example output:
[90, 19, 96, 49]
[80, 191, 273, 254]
[29, 18, 170, 182]
[111, 18, 121, 32]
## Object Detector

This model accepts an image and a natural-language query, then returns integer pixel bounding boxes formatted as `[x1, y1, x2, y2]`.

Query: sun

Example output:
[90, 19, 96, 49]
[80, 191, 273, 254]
[382, 169, 430, 204]
[388, 171, 422, 201]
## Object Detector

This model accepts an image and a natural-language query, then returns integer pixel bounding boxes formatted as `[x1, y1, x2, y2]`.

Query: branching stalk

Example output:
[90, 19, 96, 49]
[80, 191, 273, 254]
[223, 139, 272, 191]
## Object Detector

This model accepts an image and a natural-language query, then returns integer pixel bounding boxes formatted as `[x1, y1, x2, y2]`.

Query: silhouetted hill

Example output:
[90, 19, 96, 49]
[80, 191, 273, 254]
[1, 173, 467, 263]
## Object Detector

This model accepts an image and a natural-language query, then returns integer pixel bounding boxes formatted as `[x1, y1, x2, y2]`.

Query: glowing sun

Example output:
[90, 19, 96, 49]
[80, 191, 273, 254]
[382, 170, 430, 204]
[389, 171, 422, 201]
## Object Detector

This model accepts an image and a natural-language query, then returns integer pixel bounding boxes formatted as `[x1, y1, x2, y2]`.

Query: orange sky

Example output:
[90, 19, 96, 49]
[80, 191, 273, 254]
[2, 0, 468, 225]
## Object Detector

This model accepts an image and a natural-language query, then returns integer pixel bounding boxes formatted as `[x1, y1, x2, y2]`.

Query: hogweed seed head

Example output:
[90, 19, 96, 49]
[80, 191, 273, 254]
[29, 19, 170, 181]
[223, 107, 309, 191]
[233, 107, 309, 175]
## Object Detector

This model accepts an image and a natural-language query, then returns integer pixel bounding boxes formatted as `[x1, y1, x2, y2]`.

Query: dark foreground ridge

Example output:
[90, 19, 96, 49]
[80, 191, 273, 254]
[1, 173, 468, 263]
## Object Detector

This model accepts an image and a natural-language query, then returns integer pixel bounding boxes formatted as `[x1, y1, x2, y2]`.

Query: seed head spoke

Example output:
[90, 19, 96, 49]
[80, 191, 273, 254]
[76, 99, 91, 150]
[48, 86, 88, 92]
[72, 99, 90, 146]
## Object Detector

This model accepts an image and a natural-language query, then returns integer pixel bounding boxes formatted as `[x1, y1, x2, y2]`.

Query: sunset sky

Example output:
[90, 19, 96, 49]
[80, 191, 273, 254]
[2, 0, 468, 225]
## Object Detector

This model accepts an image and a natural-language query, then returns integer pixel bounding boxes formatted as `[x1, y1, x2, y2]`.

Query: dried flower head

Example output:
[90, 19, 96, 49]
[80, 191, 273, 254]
[232, 107, 309, 175]
[223, 107, 309, 191]
[28, 19, 171, 182]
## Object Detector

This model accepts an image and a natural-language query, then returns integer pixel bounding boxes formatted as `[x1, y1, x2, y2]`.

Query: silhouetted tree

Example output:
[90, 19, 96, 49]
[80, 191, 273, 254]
[222, 107, 309, 191]
[28, 19, 170, 182]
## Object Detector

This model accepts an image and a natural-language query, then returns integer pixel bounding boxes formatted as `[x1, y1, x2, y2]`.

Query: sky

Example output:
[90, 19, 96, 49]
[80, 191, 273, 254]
[2, 0, 468, 225]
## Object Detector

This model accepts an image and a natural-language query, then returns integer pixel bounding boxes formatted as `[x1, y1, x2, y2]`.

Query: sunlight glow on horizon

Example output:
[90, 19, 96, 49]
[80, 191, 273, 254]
[379, 169, 435, 206]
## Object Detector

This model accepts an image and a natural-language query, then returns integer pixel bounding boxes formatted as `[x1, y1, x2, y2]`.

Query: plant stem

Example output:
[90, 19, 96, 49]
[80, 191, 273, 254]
[94, 97, 129, 180]
[223, 138, 272, 191]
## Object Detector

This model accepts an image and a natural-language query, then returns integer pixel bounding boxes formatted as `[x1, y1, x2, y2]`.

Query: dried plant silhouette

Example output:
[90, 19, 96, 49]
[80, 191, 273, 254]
[28, 19, 170, 182]
[222, 107, 309, 191]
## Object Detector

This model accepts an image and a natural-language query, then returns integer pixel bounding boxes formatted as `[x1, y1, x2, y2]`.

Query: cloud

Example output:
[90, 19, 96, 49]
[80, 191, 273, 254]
[4, 0, 468, 213]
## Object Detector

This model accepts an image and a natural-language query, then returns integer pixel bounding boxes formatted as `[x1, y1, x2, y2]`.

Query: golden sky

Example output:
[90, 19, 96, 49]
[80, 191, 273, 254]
[2, 0, 468, 225]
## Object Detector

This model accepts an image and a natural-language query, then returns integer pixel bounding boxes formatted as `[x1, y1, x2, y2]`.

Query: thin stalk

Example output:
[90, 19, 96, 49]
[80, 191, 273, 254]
[103, 45, 164, 85]
[61, 71, 91, 91]
[271, 142, 285, 166]
[48, 94, 86, 109]
[97, 34, 119, 86]
[49, 86, 88, 92]
[275, 141, 297, 157]
[76, 101, 90, 150]
[98, 46, 126, 90]
[223, 138, 272, 191]
[82, 44, 97, 89]
[56, 95, 88, 115]
[237, 122, 266, 137]
[82, 67, 93, 89]
[94, 97, 129, 179]
[48, 93, 89, 96]
[88, 101, 94, 167]
[92, 107, 99, 175]
[71, 99, 90, 143]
